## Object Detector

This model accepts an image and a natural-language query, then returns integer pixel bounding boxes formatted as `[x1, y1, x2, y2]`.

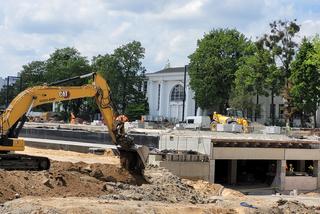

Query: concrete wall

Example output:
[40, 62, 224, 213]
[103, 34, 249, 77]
[212, 147, 320, 161]
[212, 148, 284, 160]
[159, 135, 211, 155]
[156, 137, 320, 191]
[20, 128, 159, 148]
[284, 176, 317, 191]
[285, 149, 320, 160]
[160, 161, 209, 181]
[24, 139, 100, 153]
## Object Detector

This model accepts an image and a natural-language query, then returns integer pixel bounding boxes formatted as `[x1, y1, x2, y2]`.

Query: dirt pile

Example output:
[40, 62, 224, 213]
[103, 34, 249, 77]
[100, 165, 220, 203]
[0, 161, 139, 203]
[183, 179, 245, 198]
[269, 199, 320, 213]
[300, 189, 320, 197]
[0, 161, 241, 205]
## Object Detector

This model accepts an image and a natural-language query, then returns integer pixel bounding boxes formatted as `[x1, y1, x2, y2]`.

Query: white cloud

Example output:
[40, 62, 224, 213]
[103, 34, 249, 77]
[300, 20, 320, 39]
[160, 0, 206, 20]
[0, 0, 318, 77]
[111, 22, 131, 37]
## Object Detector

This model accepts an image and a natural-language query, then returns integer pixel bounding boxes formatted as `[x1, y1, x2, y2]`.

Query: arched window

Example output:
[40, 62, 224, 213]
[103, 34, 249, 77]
[170, 84, 184, 102]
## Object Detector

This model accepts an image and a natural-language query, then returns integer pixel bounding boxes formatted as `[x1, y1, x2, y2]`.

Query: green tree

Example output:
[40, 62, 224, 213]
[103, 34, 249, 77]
[188, 28, 249, 113]
[19, 61, 46, 89]
[0, 84, 20, 108]
[231, 43, 273, 120]
[0, 61, 46, 107]
[13, 61, 49, 111]
[45, 47, 91, 83]
[92, 41, 148, 120]
[45, 47, 92, 119]
[258, 20, 300, 127]
[92, 54, 122, 108]
[291, 37, 320, 127]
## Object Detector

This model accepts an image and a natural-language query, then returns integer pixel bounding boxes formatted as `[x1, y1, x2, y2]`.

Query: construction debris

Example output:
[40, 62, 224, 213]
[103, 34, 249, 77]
[0, 160, 231, 204]
[100, 165, 218, 203]
[270, 199, 320, 213]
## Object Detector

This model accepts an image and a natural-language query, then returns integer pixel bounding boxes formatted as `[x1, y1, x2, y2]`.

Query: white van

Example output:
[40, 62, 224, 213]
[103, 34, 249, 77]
[183, 116, 211, 129]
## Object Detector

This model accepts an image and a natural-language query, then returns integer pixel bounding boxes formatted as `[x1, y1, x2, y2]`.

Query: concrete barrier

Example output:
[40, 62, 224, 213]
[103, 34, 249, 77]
[23, 137, 116, 153]
[20, 127, 159, 148]
[159, 135, 211, 155]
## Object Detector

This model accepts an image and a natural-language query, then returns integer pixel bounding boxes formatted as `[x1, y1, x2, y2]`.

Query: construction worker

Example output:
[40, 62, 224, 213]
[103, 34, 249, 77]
[114, 115, 129, 142]
[70, 112, 76, 124]
[116, 115, 129, 123]
[308, 165, 314, 176]
[288, 164, 294, 176]
[289, 164, 294, 172]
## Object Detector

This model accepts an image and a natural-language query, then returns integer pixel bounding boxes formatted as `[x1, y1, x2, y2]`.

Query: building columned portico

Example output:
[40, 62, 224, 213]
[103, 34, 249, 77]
[146, 67, 196, 122]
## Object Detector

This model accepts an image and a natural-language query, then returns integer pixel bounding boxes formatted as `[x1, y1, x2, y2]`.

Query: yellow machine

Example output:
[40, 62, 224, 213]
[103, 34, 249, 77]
[211, 108, 250, 133]
[0, 72, 149, 172]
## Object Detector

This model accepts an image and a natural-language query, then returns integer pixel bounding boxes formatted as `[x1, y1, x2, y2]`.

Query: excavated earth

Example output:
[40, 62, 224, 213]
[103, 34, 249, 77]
[0, 161, 223, 204]
[99, 165, 221, 203]
[0, 160, 239, 213]
[0, 158, 319, 213]
[0, 161, 142, 203]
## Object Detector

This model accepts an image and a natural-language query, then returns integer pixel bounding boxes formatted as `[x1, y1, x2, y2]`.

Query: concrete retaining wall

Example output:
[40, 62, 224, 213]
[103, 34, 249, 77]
[212, 148, 285, 160]
[25, 140, 90, 153]
[212, 147, 320, 160]
[284, 176, 317, 191]
[159, 161, 210, 181]
[21, 128, 112, 144]
[20, 128, 159, 148]
[23, 138, 115, 153]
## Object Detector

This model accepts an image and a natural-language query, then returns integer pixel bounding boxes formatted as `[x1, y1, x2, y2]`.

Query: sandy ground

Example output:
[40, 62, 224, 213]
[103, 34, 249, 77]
[17, 146, 120, 164]
[1, 147, 319, 213]
[2, 192, 320, 213]
[0, 197, 236, 214]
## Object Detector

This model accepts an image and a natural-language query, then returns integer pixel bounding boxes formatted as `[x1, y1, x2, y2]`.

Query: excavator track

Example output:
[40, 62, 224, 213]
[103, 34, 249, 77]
[0, 154, 50, 170]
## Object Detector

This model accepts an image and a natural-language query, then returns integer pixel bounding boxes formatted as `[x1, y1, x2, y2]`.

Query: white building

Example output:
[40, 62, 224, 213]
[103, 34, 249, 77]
[146, 67, 196, 122]
[146, 66, 320, 127]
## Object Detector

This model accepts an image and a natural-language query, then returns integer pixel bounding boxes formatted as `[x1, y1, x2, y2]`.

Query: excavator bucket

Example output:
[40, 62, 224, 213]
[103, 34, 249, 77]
[118, 145, 149, 174]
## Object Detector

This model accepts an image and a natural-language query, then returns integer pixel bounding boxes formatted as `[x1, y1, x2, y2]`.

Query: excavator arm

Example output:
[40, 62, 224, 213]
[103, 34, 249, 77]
[0, 73, 148, 172]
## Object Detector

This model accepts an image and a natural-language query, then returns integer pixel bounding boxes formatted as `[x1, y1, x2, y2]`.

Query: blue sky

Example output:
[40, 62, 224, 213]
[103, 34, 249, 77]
[0, 0, 319, 78]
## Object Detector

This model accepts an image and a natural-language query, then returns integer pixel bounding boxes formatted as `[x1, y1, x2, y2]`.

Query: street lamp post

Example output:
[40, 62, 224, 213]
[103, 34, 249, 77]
[182, 65, 187, 122]
[6, 76, 22, 107]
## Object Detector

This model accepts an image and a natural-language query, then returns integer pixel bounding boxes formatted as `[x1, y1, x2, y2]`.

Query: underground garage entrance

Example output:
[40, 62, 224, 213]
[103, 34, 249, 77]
[215, 160, 277, 187]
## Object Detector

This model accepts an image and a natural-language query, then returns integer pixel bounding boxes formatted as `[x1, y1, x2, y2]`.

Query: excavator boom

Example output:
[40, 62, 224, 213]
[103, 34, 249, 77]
[0, 72, 148, 173]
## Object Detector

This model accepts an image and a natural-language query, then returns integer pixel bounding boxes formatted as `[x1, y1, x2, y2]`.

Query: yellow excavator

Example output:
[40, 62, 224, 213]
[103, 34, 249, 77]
[211, 108, 250, 133]
[0, 72, 149, 173]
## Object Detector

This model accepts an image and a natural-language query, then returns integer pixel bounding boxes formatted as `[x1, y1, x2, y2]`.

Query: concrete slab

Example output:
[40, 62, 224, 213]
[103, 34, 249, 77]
[285, 149, 320, 160]
[22, 137, 116, 153]
[212, 147, 285, 160]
